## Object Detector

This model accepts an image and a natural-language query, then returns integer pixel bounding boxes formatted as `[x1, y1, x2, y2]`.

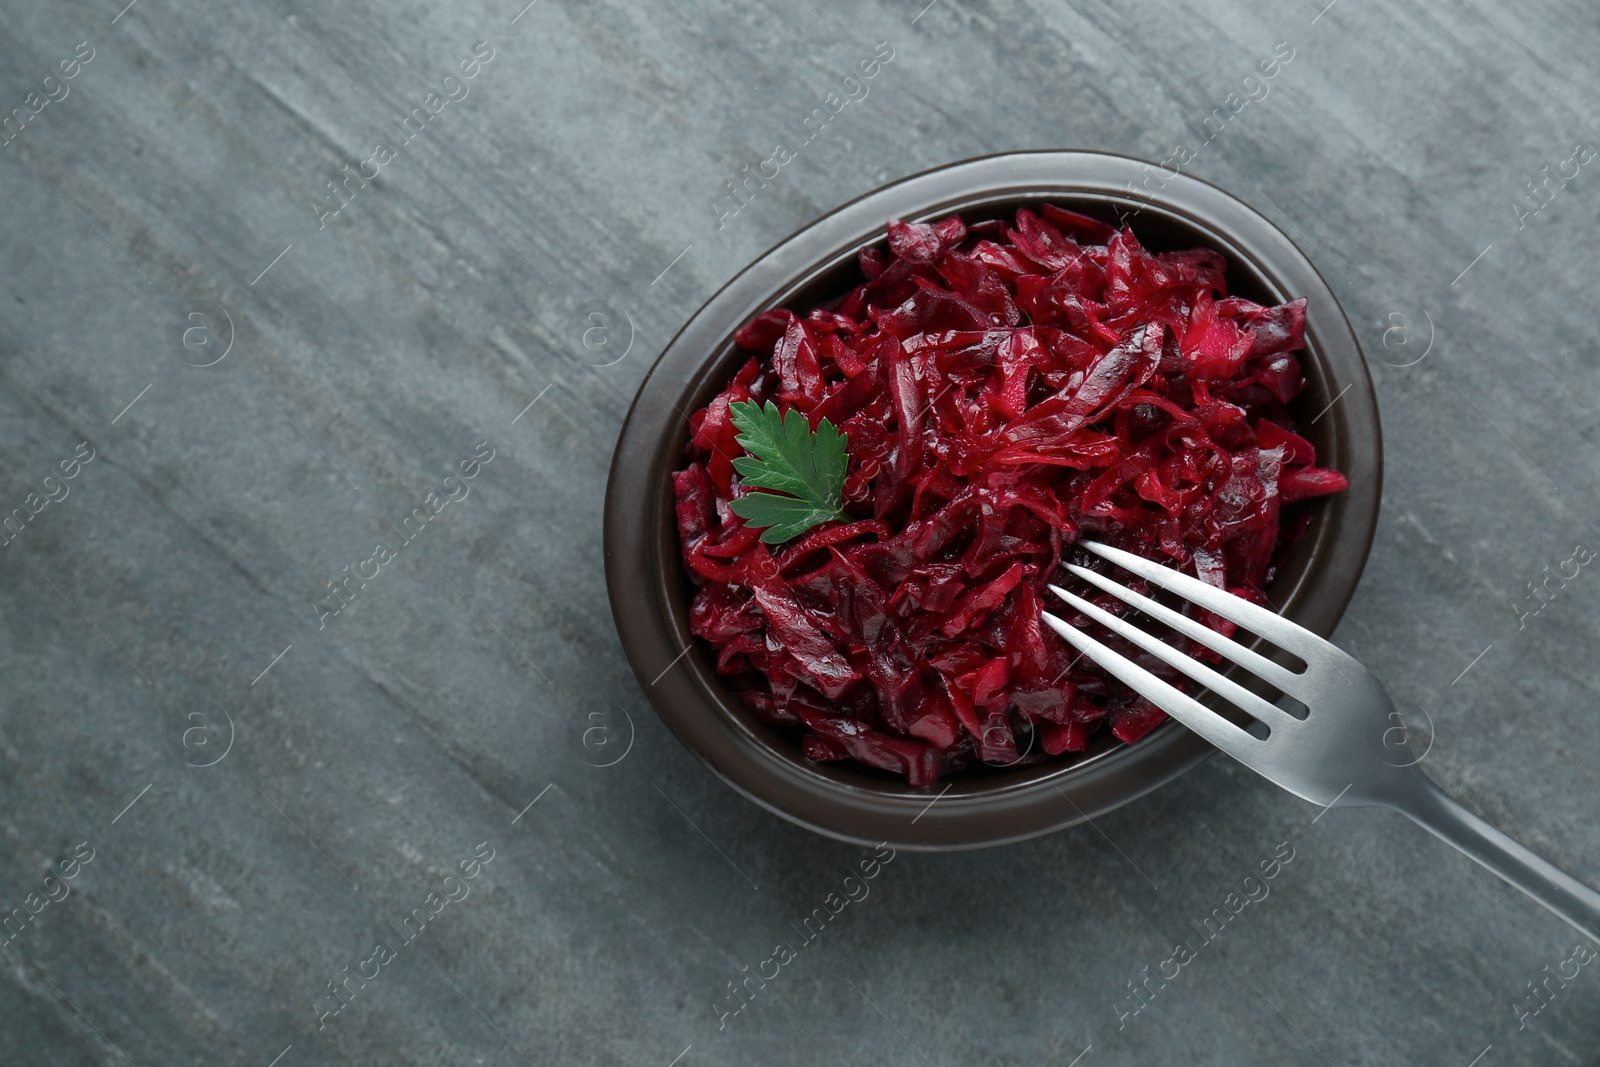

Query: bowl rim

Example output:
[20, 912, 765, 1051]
[604, 149, 1382, 851]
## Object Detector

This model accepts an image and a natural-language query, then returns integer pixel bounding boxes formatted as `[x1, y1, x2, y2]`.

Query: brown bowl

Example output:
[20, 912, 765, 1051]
[604, 151, 1381, 850]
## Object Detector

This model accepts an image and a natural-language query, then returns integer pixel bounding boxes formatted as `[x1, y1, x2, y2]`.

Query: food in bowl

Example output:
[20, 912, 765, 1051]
[671, 206, 1347, 787]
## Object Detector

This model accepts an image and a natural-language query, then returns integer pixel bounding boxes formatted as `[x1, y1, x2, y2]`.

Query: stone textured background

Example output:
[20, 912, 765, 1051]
[2, 0, 1598, 1064]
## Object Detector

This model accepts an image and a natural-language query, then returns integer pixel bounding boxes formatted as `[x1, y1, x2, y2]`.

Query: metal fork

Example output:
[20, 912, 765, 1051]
[1042, 540, 1600, 939]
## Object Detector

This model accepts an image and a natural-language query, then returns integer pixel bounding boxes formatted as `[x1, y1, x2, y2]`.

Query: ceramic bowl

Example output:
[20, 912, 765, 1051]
[604, 151, 1381, 850]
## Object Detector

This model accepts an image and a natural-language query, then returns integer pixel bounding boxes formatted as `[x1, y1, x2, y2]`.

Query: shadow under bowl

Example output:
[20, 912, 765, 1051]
[604, 150, 1381, 850]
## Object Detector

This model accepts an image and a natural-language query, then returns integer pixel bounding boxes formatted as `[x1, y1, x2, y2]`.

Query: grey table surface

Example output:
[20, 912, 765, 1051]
[2, 0, 1598, 1064]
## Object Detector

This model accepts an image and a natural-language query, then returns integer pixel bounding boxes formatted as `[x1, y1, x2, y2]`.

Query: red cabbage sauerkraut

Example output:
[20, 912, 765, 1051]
[673, 207, 1348, 786]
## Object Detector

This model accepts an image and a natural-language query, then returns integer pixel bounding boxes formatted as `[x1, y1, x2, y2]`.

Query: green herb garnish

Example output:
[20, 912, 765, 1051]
[726, 399, 850, 544]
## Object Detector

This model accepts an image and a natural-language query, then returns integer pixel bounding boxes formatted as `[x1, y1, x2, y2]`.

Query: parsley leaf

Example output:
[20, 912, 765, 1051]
[726, 399, 850, 543]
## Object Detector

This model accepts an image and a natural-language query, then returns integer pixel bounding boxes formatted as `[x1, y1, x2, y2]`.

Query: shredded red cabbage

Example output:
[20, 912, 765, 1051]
[673, 207, 1348, 786]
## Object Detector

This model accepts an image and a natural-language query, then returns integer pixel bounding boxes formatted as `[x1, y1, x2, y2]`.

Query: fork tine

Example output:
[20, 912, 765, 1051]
[1079, 541, 1324, 658]
[1047, 584, 1301, 731]
[1060, 563, 1302, 694]
[1041, 611, 1261, 757]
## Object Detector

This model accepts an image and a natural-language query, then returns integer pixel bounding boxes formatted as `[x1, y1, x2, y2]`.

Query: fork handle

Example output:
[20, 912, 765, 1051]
[1395, 775, 1600, 941]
